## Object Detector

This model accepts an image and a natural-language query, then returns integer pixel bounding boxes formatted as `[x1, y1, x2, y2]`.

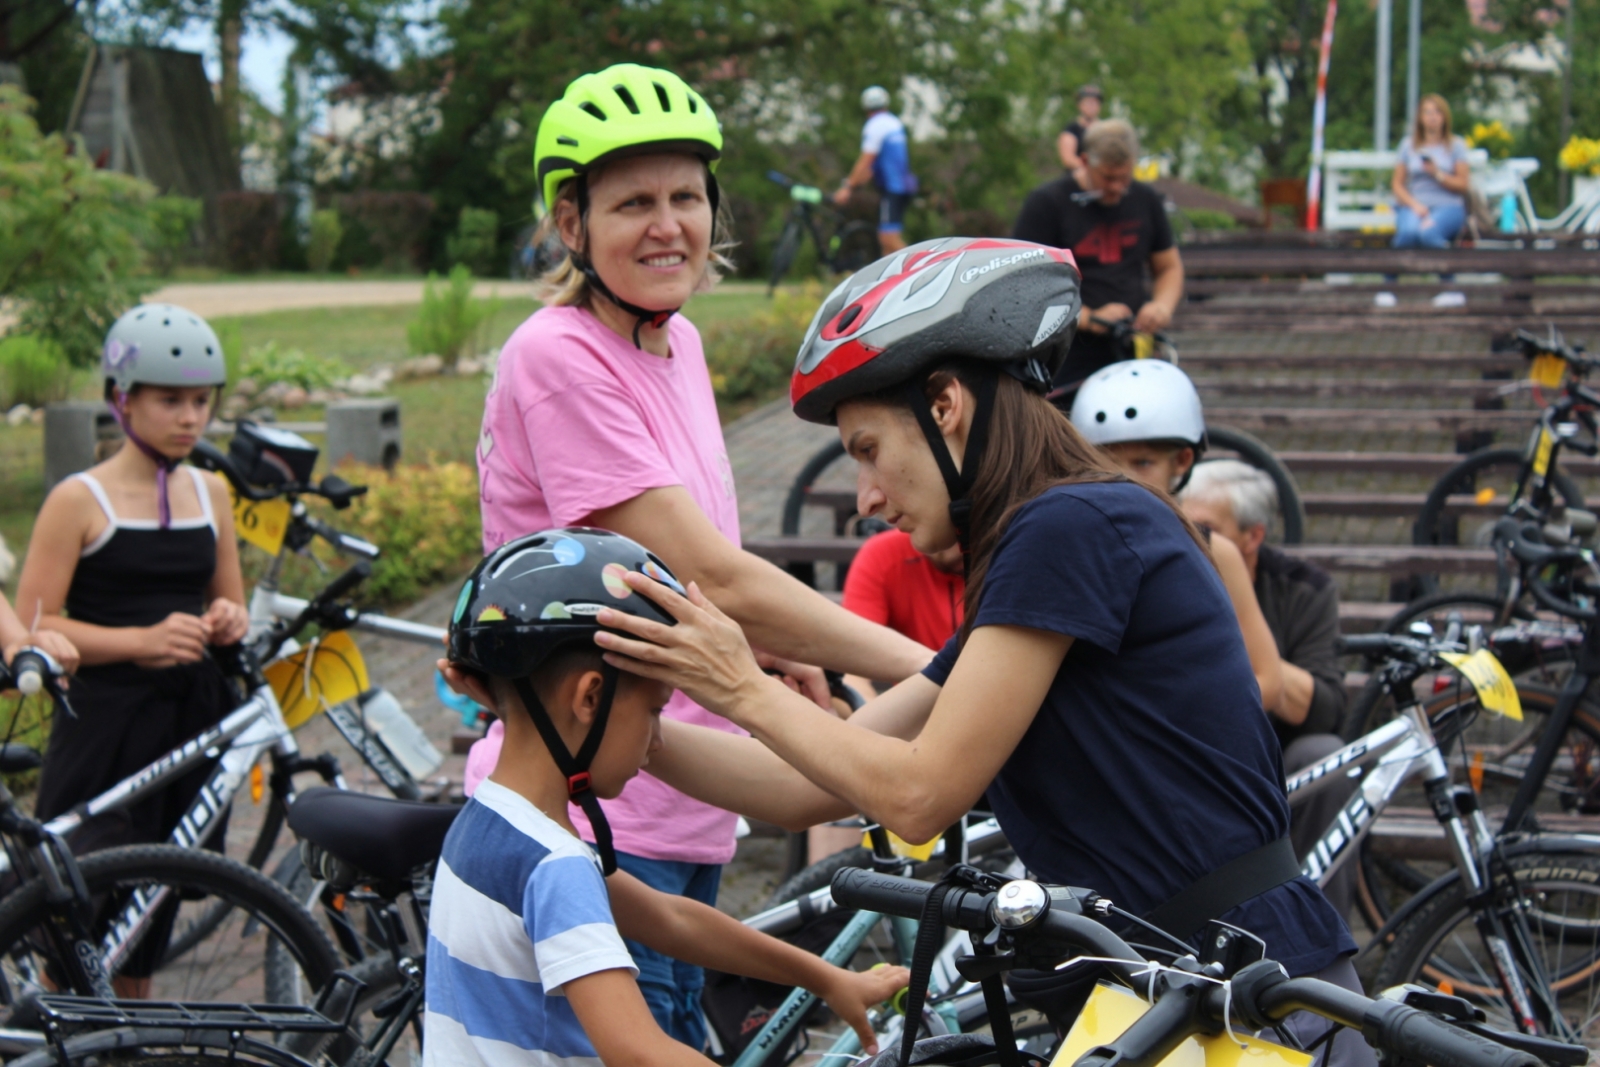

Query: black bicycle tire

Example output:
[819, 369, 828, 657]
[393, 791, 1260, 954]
[1203, 425, 1306, 545]
[0, 844, 339, 1006]
[1373, 849, 1600, 1042]
[160, 790, 288, 966]
[831, 221, 881, 275]
[781, 438, 849, 538]
[769, 219, 806, 294]
[1411, 447, 1585, 593]
[765, 846, 874, 911]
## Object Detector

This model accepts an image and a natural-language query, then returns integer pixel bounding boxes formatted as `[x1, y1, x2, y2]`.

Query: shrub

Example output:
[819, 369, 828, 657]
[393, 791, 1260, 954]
[145, 196, 203, 276]
[240, 342, 351, 391]
[307, 209, 344, 274]
[312, 460, 482, 606]
[702, 282, 824, 408]
[0, 84, 155, 365]
[446, 207, 499, 276]
[406, 264, 498, 368]
[1184, 208, 1241, 231]
[215, 191, 281, 272]
[0, 334, 73, 407]
[334, 191, 434, 272]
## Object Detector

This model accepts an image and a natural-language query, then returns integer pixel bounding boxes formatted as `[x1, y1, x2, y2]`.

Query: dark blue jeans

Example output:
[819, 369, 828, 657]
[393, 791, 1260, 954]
[613, 851, 723, 1050]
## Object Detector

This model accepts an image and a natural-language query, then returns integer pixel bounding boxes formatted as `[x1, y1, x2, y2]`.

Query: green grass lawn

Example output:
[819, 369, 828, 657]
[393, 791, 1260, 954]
[0, 286, 785, 575]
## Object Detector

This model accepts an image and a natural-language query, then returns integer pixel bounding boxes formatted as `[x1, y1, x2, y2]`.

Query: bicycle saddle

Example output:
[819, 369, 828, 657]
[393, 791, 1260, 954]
[288, 787, 460, 885]
[0, 744, 41, 776]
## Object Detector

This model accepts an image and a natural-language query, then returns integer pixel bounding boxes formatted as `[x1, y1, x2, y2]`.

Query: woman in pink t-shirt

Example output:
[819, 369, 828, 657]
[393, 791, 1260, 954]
[464, 64, 930, 1048]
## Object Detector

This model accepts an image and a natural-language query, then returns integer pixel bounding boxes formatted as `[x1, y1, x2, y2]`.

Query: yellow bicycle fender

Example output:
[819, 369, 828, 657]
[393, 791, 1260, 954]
[265, 631, 371, 729]
[230, 487, 292, 556]
[860, 829, 940, 862]
[1438, 648, 1522, 721]
[1053, 983, 1311, 1067]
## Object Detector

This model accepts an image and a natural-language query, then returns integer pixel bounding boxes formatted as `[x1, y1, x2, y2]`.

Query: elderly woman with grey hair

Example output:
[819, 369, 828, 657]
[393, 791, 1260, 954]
[1181, 460, 1356, 916]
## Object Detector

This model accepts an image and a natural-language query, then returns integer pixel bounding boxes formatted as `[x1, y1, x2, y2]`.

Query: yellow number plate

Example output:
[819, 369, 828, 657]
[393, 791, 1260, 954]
[1532, 428, 1555, 478]
[1438, 648, 1522, 721]
[229, 487, 292, 556]
[1053, 983, 1310, 1067]
[1530, 353, 1566, 389]
[265, 631, 370, 729]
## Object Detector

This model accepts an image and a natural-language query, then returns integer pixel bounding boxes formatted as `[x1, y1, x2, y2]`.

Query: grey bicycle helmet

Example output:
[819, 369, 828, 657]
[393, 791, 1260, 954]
[102, 304, 227, 395]
[790, 238, 1082, 551]
[101, 304, 227, 528]
[861, 85, 891, 110]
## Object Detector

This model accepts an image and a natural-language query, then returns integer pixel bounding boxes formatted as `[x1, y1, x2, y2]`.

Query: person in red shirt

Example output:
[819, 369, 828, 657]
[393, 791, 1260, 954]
[806, 528, 965, 861]
[842, 527, 964, 653]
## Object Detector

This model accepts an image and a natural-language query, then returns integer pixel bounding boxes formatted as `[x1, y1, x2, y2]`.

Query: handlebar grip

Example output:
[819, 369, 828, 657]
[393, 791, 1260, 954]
[1338, 634, 1398, 656]
[831, 868, 934, 919]
[322, 562, 372, 604]
[1363, 1001, 1539, 1067]
[10, 651, 47, 696]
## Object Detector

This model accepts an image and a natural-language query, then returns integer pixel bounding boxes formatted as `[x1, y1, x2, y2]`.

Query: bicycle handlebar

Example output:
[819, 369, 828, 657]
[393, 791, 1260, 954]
[832, 870, 1552, 1067]
[190, 439, 368, 510]
[1494, 517, 1598, 621]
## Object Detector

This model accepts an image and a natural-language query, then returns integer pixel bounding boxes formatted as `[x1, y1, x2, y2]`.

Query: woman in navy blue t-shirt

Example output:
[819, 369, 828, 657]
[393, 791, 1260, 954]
[584, 239, 1366, 1061]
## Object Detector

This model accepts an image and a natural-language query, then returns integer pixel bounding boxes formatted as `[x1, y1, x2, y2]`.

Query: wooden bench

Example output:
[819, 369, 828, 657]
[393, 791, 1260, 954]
[1193, 378, 1520, 401]
[1180, 246, 1600, 277]
[745, 536, 1497, 576]
[796, 488, 1533, 525]
[1177, 352, 1525, 371]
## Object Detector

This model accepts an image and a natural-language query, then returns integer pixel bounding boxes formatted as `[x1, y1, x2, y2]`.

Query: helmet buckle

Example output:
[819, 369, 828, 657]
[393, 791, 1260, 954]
[566, 771, 593, 797]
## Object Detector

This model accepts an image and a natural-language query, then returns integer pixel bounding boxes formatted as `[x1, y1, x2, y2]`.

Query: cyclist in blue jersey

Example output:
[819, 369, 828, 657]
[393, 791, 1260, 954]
[834, 85, 917, 254]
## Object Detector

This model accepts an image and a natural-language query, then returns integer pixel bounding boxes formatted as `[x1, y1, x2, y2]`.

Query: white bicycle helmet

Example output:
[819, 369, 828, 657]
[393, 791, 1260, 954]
[1070, 359, 1206, 451]
[860, 85, 891, 110]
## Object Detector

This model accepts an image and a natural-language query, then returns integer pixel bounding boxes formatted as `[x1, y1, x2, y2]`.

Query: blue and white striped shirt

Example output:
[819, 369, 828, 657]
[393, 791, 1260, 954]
[424, 779, 637, 1067]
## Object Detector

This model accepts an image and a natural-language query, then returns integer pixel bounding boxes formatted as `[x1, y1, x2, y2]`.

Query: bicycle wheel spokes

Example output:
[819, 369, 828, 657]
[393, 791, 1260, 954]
[1377, 851, 1600, 1047]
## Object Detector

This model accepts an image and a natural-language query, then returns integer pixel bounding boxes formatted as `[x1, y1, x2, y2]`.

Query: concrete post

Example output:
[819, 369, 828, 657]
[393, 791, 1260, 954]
[44, 402, 122, 488]
[324, 399, 402, 471]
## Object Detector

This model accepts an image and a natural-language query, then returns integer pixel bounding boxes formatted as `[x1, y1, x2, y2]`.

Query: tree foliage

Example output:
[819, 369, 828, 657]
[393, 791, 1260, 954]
[0, 85, 154, 365]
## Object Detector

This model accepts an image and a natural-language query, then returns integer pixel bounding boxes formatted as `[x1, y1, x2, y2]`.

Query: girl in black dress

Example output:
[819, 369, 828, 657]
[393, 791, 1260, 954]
[16, 304, 249, 996]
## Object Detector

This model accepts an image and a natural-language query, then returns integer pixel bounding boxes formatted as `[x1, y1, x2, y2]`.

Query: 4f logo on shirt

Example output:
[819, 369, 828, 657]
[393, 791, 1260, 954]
[1073, 221, 1141, 265]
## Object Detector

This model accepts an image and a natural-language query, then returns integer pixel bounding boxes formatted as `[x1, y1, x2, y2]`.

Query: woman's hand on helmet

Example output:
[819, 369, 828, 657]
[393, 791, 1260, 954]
[200, 597, 249, 647]
[137, 611, 210, 668]
[754, 651, 833, 710]
[593, 571, 775, 722]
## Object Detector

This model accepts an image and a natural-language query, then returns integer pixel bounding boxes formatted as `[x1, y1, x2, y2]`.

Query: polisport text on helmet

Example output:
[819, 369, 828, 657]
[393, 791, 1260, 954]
[961, 248, 1047, 284]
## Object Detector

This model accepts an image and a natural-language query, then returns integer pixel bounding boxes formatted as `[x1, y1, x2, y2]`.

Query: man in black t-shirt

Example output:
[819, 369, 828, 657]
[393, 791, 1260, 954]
[1014, 118, 1184, 391]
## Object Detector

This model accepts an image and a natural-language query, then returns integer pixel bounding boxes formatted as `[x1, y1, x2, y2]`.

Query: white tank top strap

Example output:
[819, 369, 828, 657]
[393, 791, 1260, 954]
[72, 473, 119, 557]
[187, 466, 217, 533]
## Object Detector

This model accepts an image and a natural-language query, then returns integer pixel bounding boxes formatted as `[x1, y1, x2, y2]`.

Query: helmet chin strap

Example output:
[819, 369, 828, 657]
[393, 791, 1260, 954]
[904, 373, 998, 565]
[106, 386, 181, 529]
[511, 666, 622, 875]
[572, 170, 720, 349]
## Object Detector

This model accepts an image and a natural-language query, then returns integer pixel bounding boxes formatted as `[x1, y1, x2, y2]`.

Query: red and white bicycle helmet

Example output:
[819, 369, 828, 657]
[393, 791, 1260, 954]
[790, 238, 1082, 551]
[790, 237, 1082, 425]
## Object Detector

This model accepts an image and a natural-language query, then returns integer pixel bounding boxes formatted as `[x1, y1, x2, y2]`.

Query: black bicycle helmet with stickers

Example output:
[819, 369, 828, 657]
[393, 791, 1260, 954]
[448, 527, 683, 874]
[790, 238, 1083, 549]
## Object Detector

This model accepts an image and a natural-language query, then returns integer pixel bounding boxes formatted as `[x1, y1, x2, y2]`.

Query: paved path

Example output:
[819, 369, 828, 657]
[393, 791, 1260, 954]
[143, 280, 541, 319]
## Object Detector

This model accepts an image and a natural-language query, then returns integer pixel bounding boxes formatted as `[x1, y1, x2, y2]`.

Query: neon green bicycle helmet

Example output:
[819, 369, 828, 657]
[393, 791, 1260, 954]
[535, 63, 723, 212]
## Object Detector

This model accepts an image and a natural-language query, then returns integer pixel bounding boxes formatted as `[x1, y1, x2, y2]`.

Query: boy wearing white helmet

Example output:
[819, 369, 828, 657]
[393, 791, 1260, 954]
[1071, 359, 1286, 713]
[17, 304, 249, 993]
